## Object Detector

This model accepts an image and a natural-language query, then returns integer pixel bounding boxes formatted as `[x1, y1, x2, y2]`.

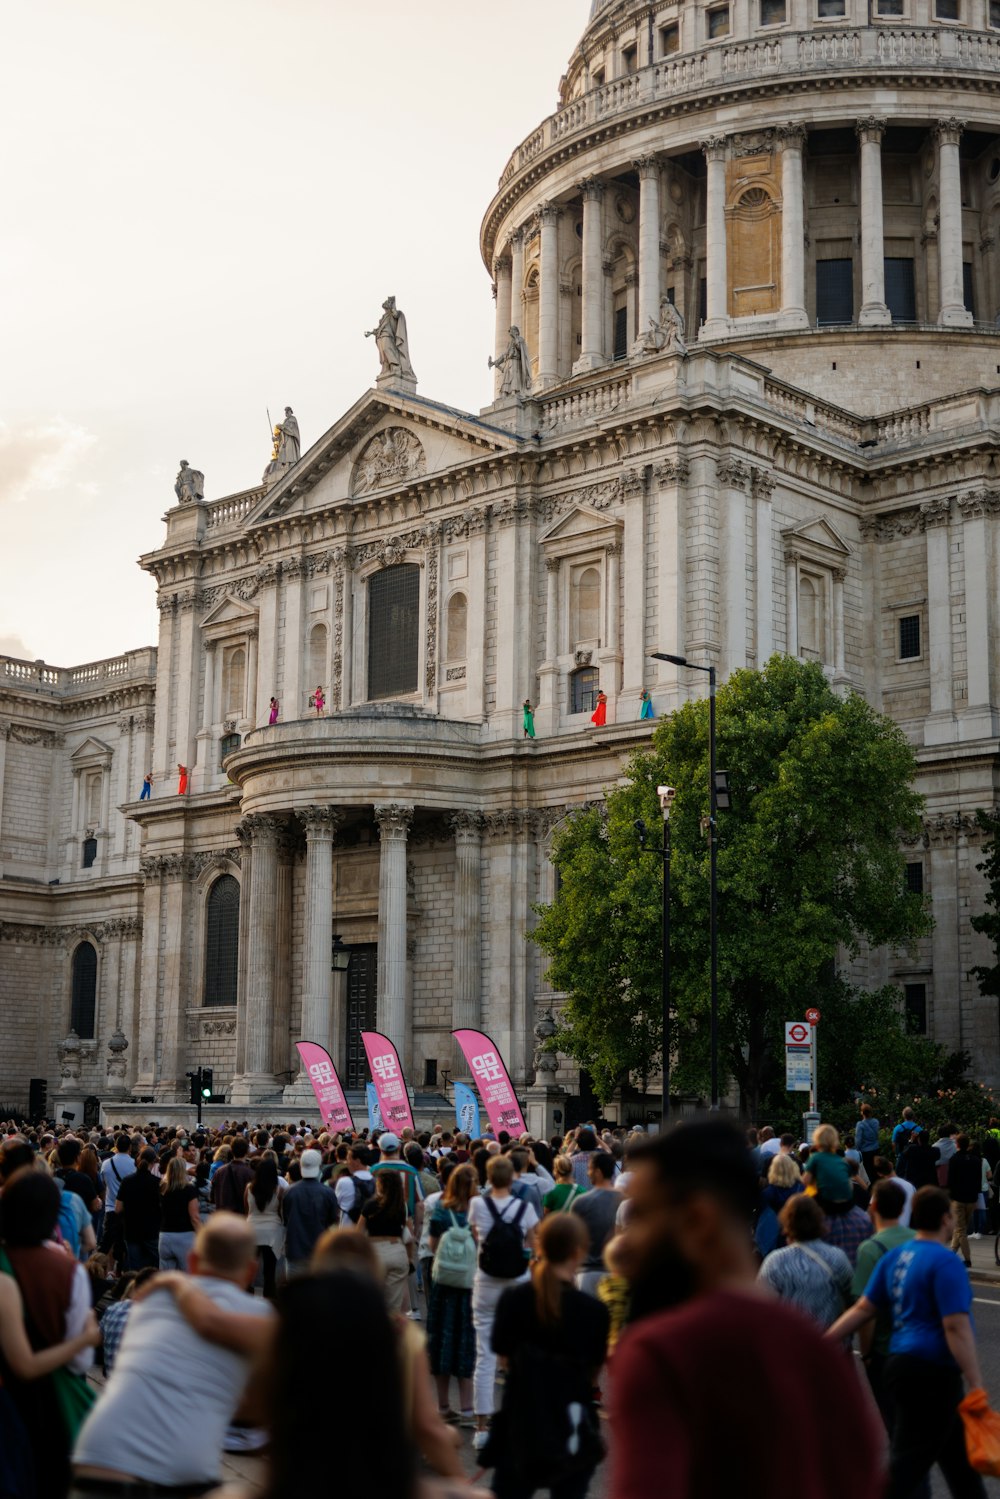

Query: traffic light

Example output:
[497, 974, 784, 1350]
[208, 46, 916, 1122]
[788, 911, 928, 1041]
[200, 1068, 213, 1099]
[187, 1070, 199, 1106]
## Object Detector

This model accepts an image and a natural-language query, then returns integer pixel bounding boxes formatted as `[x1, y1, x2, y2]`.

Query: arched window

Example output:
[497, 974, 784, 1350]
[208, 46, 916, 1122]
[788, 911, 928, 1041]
[524, 267, 540, 378]
[223, 646, 246, 717]
[81, 836, 97, 869]
[798, 573, 823, 661]
[570, 665, 600, 715]
[445, 593, 468, 664]
[368, 564, 420, 700]
[70, 942, 97, 1038]
[85, 772, 101, 827]
[204, 874, 240, 1008]
[571, 566, 601, 645]
[309, 623, 328, 691]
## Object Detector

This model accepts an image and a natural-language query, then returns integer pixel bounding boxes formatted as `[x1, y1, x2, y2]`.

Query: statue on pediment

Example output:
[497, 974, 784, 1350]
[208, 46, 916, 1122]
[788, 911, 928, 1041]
[174, 459, 205, 505]
[366, 296, 417, 385]
[489, 325, 533, 397]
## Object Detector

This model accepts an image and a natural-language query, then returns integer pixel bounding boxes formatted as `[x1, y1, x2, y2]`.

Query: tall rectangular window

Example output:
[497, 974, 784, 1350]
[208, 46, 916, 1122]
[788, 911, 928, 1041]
[621, 43, 638, 73]
[935, 0, 959, 17]
[760, 0, 786, 23]
[660, 23, 680, 53]
[963, 262, 975, 317]
[898, 614, 921, 660]
[699, 276, 708, 325]
[816, 259, 853, 324]
[885, 257, 916, 322]
[905, 861, 924, 895]
[368, 564, 420, 700]
[991, 0, 1000, 26]
[904, 983, 927, 1034]
[613, 306, 629, 360]
[707, 5, 730, 37]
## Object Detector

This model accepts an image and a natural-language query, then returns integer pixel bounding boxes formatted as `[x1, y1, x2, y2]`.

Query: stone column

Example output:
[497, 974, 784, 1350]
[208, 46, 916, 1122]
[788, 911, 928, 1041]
[297, 806, 341, 1059]
[957, 491, 998, 735]
[245, 628, 259, 724]
[856, 117, 890, 326]
[538, 203, 560, 387]
[155, 859, 189, 1099]
[231, 814, 282, 1101]
[283, 561, 305, 719]
[701, 137, 729, 337]
[832, 567, 847, 678]
[779, 125, 808, 328]
[510, 227, 525, 336]
[450, 812, 483, 1069]
[65, 768, 82, 879]
[922, 498, 955, 738]
[620, 469, 648, 715]
[655, 458, 690, 701]
[785, 552, 800, 656]
[493, 251, 513, 400]
[375, 804, 413, 1069]
[271, 837, 293, 1082]
[575, 178, 605, 372]
[536, 557, 561, 736]
[172, 593, 201, 776]
[635, 157, 662, 338]
[599, 540, 623, 702]
[134, 860, 163, 1095]
[936, 119, 973, 327]
[752, 469, 775, 667]
[152, 597, 176, 784]
[0, 721, 8, 881]
[194, 643, 217, 793]
[98, 758, 113, 875]
[717, 459, 750, 677]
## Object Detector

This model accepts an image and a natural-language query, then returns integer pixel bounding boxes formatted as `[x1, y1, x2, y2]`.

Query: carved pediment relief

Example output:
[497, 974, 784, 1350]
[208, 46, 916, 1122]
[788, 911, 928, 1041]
[70, 736, 113, 764]
[781, 516, 851, 565]
[351, 427, 426, 497]
[539, 505, 622, 560]
[200, 596, 259, 637]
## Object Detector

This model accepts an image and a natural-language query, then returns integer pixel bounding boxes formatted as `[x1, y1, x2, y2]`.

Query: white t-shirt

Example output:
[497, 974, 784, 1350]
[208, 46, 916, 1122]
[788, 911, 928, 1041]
[758, 1138, 782, 1159]
[892, 1174, 917, 1227]
[469, 1191, 538, 1270]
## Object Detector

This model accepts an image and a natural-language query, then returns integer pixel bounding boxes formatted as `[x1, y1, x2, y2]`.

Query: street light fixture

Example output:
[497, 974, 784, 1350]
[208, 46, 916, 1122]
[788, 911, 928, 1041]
[648, 650, 723, 1112]
[331, 934, 351, 973]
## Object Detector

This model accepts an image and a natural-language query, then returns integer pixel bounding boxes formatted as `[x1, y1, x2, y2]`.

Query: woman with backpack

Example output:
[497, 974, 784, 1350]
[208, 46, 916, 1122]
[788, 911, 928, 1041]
[427, 1162, 478, 1427]
[483, 1212, 609, 1499]
[468, 1155, 539, 1451]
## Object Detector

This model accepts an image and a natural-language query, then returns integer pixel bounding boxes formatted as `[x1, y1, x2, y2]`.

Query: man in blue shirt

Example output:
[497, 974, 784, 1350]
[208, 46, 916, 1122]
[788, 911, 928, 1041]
[827, 1186, 987, 1499]
[891, 1106, 920, 1164]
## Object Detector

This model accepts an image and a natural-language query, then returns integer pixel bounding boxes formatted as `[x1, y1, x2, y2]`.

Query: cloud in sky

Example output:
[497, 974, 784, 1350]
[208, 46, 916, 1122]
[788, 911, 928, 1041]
[0, 417, 98, 507]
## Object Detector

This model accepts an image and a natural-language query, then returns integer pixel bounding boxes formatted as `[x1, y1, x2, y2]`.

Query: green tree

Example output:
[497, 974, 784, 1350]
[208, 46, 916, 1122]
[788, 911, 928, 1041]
[531, 656, 931, 1115]
[970, 808, 1000, 1005]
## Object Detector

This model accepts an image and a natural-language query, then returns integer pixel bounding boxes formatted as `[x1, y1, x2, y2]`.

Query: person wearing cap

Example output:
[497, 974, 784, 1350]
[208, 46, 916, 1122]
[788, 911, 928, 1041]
[372, 1133, 425, 1222]
[281, 1149, 339, 1274]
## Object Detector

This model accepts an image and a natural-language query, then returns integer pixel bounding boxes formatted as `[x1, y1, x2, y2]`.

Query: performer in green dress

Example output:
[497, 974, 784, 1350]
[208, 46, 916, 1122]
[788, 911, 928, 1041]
[522, 700, 536, 738]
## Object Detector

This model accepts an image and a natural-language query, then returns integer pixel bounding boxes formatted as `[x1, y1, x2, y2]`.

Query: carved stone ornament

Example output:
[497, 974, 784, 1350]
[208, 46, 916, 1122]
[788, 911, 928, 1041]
[203, 1018, 237, 1036]
[717, 458, 751, 490]
[532, 1008, 560, 1081]
[352, 427, 427, 497]
[374, 803, 415, 839]
[59, 1030, 82, 1082]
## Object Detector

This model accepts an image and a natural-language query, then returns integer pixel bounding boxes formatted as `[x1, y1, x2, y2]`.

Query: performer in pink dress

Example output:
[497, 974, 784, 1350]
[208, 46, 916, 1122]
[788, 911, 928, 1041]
[268, 697, 279, 725]
[309, 685, 326, 715]
[591, 690, 608, 727]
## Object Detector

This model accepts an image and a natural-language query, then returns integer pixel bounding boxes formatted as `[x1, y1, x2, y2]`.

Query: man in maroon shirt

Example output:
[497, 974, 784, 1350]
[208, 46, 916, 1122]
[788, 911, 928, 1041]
[610, 1120, 884, 1499]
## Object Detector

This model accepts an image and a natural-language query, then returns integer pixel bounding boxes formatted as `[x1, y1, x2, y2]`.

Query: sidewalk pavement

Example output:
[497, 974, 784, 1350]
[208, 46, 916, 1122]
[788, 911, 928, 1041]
[967, 1231, 1000, 1282]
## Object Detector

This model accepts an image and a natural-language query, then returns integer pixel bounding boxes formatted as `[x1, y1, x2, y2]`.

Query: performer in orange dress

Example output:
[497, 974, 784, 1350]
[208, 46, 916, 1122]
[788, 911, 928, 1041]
[591, 690, 608, 727]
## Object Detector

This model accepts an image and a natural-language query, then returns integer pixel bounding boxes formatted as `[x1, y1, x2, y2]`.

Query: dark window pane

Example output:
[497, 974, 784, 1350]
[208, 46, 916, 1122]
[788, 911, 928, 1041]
[82, 837, 97, 869]
[204, 874, 240, 1008]
[761, 0, 786, 22]
[219, 733, 241, 769]
[904, 983, 927, 1034]
[936, 0, 958, 16]
[878, 0, 904, 11]
[899, 614, 921, 659]
[817, 0, 846, 12]
[571, 666, 600, 715]
[991, 0, 1000, 26]
[661, 24, 680, 52]
[613, 306, 629, 360]
[699, 277, 708, 325]
[905, 861, 924, 895]
[963, 262, 975, 317]
[423, 1058, 438, 1087]
[708, 5, 730, 36]
[885, 257, 916, 322]
[71, 943, 97, 1038]
[345, 946, 378, 1087]
[368, 564, 420, 700]
[816, 258, 853, 324]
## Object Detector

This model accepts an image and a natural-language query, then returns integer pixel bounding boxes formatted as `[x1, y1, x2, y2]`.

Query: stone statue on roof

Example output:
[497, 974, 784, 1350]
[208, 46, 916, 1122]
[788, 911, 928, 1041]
[489, 325, 533, 397]
[366, 296, 417, 385]
[174, 460, 205, 505]
[277, 406, 300, 466]
[634, 296, 687, 358]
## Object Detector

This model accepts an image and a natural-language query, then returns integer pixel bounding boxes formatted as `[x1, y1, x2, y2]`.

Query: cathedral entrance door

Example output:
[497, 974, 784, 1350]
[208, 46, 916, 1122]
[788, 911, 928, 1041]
[344, 945, 378, 1088]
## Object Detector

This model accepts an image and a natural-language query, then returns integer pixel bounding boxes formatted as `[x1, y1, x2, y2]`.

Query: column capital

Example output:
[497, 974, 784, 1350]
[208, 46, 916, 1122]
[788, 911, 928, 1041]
[633, 154, 660, 180]
[578, 175, 605, 202]
[654, 457, 690, 487]
[509, 225, 525, 249]
[855, 116, 886, 145]
[537, 201, 561, 227]
[449, 810, 484, 840]
[236, 813, 284, 848]
[544, 555, 562, 573]
[493, 252, 512, 278]
[606, 539, 624, 558]
[296, 804, 343, 840]
[374, 803, 414, 839]
[751, 468, 776, 499]
[921, 496, 953, 529]
[777, 122, 807, 149]
[831, 565, 848, 584]
[717, 457, 752, 491]
[701, 135, 727, 162]
[934, 117, 966, 146]
[957, 488, 1000, 519]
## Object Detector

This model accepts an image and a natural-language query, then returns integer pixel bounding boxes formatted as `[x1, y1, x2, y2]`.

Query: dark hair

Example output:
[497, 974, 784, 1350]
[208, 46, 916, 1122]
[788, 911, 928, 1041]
[0, 1171, 61, 1246]
[0, 1142, 34, 1183]
[779, 1194, 826, 1242]
[956, 1134, 971, 1153]
[264, 1273, 414, 1499]
[872, 1180, 906, 1221]
[860, 1103, 874, 1118]
[115, 1133, 131, 1152]
[374, 1168, 405, 1215]
[251, 1157, 279, 1214]
[629, 1120, 759, 1221]
[590, 1152, 616, 1182]
[56, 1138, 81, 1167]
[404, 1143, 424, 1170]
[532, 1214, 589, 1325]
[232, 1138, 249, 1160]
[473, 1147, 490, 1190]
[872, 1156, 893, 1179]
[348, 1145, 371, 1169]
[510, 1149, 529, 1173]
[137, 1147, 157, 1171]
[911, 1186, 952, 1232]
[779, 1134, 795, 1149]
[576, 1128, 598, 1153]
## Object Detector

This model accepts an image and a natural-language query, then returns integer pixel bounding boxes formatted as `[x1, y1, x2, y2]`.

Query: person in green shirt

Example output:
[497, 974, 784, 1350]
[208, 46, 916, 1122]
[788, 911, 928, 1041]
[803, 1124, 853, 1212]
[542, 1154, 586, 1213]
[851, 1177, 917, 1431]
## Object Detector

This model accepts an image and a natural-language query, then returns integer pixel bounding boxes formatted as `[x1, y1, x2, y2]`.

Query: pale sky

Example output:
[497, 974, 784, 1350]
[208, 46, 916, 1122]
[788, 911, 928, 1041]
[0, 2, 587, 666]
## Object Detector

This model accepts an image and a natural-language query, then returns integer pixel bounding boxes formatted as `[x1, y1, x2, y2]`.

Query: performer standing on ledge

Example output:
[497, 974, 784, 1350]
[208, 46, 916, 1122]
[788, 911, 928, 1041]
[639, 690, 655, 721]
[591, 690, 608, 728]
[139, 772, 152, 800]
[522, 700, 536, 739]
[309, 685, 326, 716]
[177, 764, 188, 795]
[269, 697, 280, 725]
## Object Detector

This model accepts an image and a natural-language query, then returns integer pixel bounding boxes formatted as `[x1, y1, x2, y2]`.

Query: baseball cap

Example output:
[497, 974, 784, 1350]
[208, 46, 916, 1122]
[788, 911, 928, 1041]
[300, 1149, 322, 1178]
[378, 1133, 401, 1152]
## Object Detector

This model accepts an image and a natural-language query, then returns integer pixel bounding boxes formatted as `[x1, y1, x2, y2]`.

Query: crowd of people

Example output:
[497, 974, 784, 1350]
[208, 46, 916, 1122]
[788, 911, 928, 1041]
[0, 1105, 994, 1498]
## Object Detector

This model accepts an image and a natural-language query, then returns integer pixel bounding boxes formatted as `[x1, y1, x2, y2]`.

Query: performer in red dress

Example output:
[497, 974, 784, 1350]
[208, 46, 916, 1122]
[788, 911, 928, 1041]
[591, 690, 608, 727]
[177, 764, 188, 795]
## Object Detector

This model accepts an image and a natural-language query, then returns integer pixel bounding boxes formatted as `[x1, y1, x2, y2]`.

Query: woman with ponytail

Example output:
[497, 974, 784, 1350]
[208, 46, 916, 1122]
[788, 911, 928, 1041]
[481, 1212, 610, 1498]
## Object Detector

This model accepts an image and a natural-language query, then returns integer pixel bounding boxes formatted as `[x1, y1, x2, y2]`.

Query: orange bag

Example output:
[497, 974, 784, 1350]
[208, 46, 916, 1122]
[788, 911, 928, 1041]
[959, 1387, 1000, 1476]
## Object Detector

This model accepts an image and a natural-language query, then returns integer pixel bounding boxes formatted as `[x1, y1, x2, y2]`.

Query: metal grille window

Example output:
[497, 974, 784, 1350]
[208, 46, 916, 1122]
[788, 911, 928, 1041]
[613, 306, 629, 361]
[904, 982, 927, 1034]
[70, 943, 97, 1038]
[898, 614, 921, 659]
[82, 837, 97, 869]
[204, 874, 240, 1007]
[368, 564, 420, 700]
[346, 946, 378, 1087]
[885, 258, 916, 322]
[816, 259, 853, 324]
[963, 262, 975, 317]
[905, 861, 924, 895]
[570, 666, 600, 715]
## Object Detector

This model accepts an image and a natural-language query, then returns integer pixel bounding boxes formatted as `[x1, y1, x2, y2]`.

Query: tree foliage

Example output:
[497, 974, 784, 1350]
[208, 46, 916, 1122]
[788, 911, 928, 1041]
[531, 657, 931, 1112]
[971, 809, 1000, 1003]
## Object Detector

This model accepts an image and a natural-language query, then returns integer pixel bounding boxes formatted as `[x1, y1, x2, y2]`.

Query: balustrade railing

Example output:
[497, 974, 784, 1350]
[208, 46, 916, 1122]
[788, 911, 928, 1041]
[1, 649, 155, 695]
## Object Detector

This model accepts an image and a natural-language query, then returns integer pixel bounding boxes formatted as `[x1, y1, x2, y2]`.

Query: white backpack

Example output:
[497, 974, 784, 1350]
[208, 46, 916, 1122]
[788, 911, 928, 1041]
[431, 1211, 477, 1289]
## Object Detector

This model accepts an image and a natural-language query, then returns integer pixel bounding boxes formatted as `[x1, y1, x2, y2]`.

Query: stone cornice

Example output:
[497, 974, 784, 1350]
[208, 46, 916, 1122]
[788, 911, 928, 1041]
[0, 915, 142, 945]
[141, 848, 241, 882]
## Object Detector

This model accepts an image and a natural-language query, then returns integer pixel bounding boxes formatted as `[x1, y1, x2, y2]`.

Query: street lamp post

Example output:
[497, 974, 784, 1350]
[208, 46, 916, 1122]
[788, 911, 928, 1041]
[648, 652, 721, 1111]
[636, 792, 674, 1131]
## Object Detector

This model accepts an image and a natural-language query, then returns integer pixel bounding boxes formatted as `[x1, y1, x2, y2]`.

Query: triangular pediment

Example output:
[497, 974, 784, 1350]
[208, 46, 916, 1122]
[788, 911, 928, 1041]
[781, 516, 851, 555]
[540, 506, 622, 545]
[245, 387, 521, 526]
[70, 736, 113, 762]
[200, 596, 259, 630]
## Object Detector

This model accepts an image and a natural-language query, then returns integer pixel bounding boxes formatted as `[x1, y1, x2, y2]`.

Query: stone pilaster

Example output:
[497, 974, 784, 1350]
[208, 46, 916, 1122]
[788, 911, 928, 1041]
[298, 806, 342, 1059]
[620, 468, 648, 717]
[231, 814, 283, 1104]
[635, 156, 662, 339]
[751, 468, 775, 667]
[700, 137, 729, 337]
[856, 117, 890, 326]
[717, 458, 751, 678]
[935, 119, 973, 327]
[575, 178, 605, 372]
[450, 811, 483, 1071]
[922, 497, 956, 742]
[537, 203, 560, 387]
[655, 457, 690, 703]
[778, 125, 808, 328]
[493, 251, 513, 399]
[536, 557, 561, 737]
[375, 804, 414, 1071]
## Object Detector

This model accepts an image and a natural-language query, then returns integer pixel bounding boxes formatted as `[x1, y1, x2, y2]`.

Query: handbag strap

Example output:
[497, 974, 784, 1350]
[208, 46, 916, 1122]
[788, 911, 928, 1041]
[797, 1243, 838, 1281]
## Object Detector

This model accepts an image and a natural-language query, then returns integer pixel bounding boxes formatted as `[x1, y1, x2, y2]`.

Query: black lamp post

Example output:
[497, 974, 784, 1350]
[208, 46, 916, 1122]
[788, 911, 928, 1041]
[635, 802, 672, 1131]
[648, 652, 723, 1111]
